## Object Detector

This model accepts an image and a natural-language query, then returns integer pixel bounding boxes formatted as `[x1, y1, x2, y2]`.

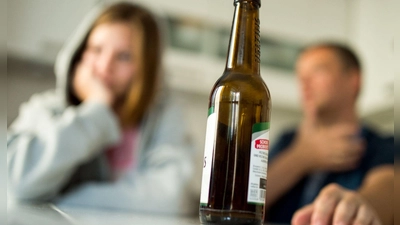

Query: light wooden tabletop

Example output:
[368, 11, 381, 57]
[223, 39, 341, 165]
[8, 203, 288, 225]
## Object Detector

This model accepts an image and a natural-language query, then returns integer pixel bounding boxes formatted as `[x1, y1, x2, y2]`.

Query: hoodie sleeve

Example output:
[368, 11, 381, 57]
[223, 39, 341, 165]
[55, 99, 199, 215]
[7, 91, 121, 202]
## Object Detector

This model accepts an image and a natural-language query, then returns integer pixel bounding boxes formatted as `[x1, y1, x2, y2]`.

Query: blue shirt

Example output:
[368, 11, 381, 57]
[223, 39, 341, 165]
[266, 126, 394, 224]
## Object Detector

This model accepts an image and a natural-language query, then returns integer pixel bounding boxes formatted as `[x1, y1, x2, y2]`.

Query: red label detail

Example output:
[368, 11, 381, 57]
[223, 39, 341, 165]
[255, 139, 269, 150]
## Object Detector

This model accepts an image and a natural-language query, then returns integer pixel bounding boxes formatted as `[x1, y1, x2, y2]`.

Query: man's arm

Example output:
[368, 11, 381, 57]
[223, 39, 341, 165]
[358, 165, 393, 224]
[292, 165, 394, 225]
[265, 144, 311, 209]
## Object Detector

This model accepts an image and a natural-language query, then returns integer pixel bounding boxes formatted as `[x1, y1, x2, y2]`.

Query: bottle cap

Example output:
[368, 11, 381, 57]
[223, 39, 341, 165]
[234, 0, 261, 7]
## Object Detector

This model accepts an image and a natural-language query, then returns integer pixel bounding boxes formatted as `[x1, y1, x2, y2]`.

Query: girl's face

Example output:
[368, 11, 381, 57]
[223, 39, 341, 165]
[74, 22, 143, 102]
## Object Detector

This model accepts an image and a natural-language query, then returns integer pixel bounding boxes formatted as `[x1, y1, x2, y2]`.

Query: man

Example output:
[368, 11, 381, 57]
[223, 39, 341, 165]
[265, 43, 394, 225]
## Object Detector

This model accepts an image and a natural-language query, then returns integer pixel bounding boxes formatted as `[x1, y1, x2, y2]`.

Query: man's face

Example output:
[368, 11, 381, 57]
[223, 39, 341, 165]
[296, 47, 358, 114]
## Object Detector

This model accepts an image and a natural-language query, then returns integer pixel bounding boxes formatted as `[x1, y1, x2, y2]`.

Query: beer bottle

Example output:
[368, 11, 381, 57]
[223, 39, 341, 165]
[199, 0, 271, 224]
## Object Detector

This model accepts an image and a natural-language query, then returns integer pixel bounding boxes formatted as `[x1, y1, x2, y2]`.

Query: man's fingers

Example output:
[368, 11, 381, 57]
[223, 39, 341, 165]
[352, 205, 377, 225]
[332, 123, 360, 136]
[348, 138, 366, 156]
[297, 184, 383, 225]
[312, 184, 342, 225]
[334, 137, 364, 154]
[341, 154, 362, 168]
[371, 218, 382, 225]
[292, 204, 314, 225]
[332, 139, 365, 167]
[332, 192, 359, 225]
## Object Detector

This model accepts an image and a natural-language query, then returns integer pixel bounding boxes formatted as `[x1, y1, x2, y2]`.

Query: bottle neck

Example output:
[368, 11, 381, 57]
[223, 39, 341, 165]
[226, 0, 261, 75]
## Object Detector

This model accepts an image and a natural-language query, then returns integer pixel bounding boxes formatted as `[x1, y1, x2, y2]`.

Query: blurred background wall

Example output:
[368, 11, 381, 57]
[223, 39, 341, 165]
[7, 0, 396, 153]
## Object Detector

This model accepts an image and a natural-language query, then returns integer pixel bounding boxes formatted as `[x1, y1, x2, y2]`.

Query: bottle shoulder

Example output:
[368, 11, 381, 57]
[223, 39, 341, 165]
[210, 71, 271, 103]
[214, 72, 269, 92]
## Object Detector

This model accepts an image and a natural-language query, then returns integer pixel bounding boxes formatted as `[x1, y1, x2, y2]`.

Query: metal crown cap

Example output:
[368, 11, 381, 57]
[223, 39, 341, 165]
[234, 0, 261, 8]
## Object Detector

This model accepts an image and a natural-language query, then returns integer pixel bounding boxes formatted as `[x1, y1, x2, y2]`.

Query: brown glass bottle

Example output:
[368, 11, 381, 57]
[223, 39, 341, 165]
[199, 0, 271, 224]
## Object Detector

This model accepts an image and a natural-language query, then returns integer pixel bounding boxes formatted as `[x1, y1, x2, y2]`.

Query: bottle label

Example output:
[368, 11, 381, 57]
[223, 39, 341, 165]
[200, 107, 216, 206]
[247, 122, 270, 205]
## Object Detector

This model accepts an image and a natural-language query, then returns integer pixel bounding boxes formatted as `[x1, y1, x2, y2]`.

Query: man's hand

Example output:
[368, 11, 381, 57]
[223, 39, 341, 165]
[292, 100, 365, 173]
[73, 61, 115, 106]
[292, 184, 382, 225]
[293, 123, 365, 173]
[293, 99, 365, 173]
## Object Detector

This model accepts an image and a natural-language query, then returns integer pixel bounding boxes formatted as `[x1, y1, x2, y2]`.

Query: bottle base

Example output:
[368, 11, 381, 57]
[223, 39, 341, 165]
[199, 209, 263, 225]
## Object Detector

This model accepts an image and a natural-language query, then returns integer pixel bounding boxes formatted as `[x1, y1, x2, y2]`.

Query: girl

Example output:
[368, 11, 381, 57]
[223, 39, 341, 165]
[8, 2, 196, 215]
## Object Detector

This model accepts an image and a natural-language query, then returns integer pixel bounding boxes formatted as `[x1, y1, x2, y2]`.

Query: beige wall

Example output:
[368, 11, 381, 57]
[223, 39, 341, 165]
[7, 0, 394, 147]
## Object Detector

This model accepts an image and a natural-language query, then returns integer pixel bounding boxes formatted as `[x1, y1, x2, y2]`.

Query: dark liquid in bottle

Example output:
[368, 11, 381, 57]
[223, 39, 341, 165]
[200, 72, 270, 225]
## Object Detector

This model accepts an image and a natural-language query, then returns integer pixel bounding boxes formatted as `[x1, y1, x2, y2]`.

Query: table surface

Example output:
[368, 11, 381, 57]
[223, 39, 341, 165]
[8, 203, 286, 225]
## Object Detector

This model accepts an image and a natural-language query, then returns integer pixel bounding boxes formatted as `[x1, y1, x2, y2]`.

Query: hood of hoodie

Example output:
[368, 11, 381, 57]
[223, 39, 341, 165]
[54, 2, 168, 104]
[54, 3, 108, 102]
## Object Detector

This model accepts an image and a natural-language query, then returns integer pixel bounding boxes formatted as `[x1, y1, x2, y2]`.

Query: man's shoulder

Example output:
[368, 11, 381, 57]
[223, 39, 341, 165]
[362, 126, 394, 149]
[361, 125, 394, 167]
[269, 128, 298, 157]
[277, 128, 298, 142]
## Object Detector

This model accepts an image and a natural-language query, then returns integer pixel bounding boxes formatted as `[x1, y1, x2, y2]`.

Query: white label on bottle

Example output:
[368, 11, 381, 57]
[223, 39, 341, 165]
[200, 111, 217, 205]
[247, 123, 270, 205]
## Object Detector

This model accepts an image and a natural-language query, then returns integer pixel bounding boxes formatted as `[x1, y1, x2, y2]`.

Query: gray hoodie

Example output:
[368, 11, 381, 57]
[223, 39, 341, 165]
[7, 2, 197, 215]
